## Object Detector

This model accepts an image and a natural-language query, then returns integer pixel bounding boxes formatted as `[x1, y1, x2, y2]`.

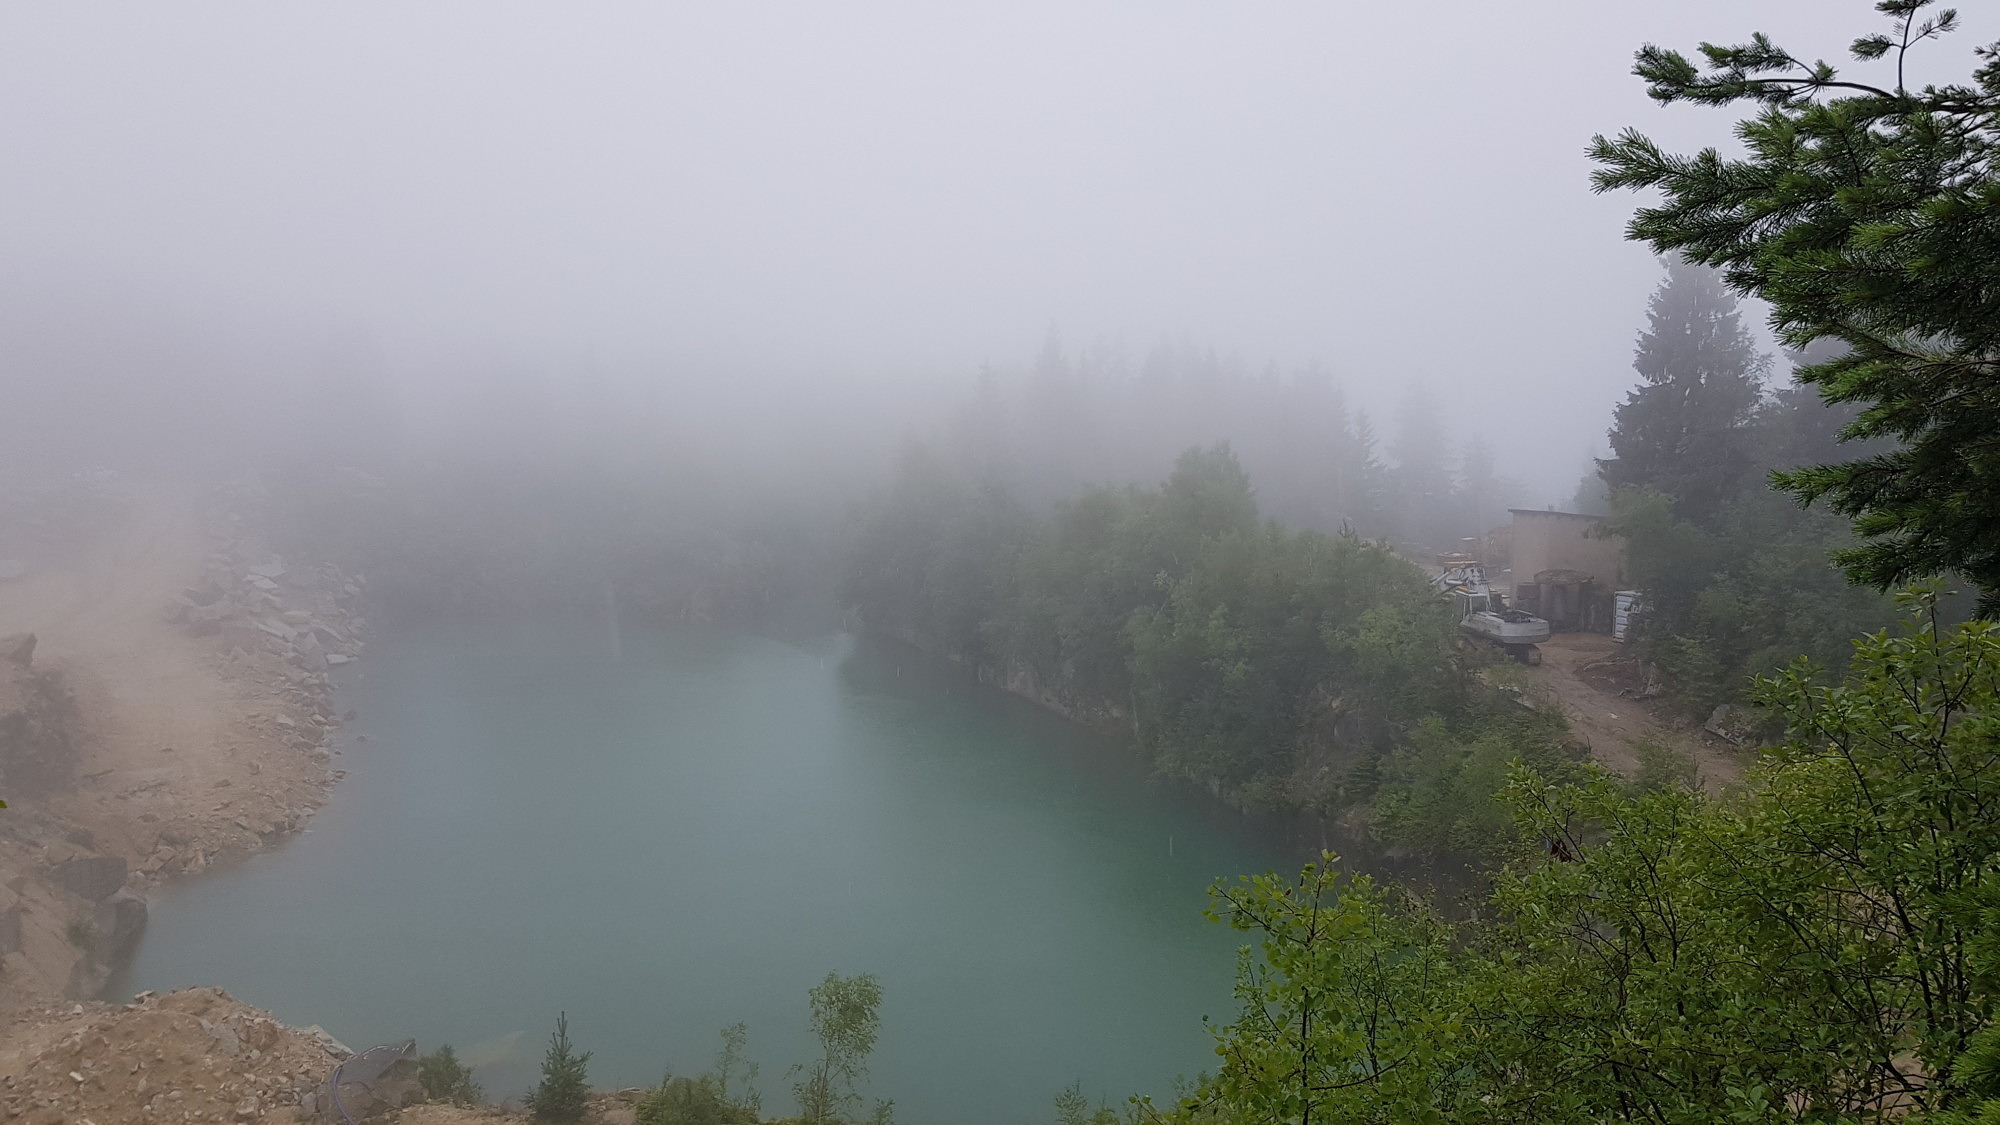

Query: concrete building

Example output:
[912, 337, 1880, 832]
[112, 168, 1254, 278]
[1506, 508, 1627, 633]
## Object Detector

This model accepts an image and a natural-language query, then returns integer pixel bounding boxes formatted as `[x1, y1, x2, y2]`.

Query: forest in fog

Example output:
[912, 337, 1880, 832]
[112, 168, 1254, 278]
[4, 1, 2000, 1123]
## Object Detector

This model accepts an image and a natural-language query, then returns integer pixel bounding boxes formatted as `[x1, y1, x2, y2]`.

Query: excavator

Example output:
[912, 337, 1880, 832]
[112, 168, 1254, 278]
[1431, 556, 1550, 665]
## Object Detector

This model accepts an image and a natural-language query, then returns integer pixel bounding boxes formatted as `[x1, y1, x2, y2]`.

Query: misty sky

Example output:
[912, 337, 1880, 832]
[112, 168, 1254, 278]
[3, 3, 1979, 498]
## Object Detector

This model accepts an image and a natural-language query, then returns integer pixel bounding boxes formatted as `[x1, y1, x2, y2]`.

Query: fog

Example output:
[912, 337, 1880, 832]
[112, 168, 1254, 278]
[11, 8, 2000, 1118]
[0, 2, 1933, 500]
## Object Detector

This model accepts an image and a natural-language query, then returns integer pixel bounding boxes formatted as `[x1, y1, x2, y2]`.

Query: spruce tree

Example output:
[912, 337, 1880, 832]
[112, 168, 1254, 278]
[1387, 385, 1455, 549]
[526, 1011, 591, 1122]
[1598, 258, 1765, 528]
[1590, 0, 2000, 610]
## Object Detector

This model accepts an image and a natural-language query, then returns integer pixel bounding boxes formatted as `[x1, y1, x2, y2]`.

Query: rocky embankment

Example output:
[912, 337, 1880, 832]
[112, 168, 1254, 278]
[0, 483, 362, 1009]
[0, 483, 666, 1122]
[0, 988, 347, 1124]
[166, 538, 372, 800]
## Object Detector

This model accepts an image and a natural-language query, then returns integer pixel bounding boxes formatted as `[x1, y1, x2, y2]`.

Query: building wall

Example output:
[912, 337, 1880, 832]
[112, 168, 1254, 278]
[1508, 509, 1625, 588]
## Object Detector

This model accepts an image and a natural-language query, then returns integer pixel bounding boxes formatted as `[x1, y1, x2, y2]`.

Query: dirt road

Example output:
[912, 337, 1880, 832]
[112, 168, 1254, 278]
[1519, 632, 1742, 790]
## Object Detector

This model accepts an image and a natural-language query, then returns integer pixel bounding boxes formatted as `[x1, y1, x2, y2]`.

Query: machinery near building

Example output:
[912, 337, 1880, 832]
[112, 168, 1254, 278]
[1432, 556, 1551, 664]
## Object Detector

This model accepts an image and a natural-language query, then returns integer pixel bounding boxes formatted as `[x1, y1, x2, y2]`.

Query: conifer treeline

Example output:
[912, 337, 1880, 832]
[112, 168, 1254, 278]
[1587, 260, 1917, 714]
[950, 334, 1526, 556]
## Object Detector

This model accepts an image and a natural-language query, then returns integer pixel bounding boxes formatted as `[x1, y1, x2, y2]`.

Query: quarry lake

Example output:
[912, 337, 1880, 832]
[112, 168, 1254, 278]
[112, 618, 1288, 1123]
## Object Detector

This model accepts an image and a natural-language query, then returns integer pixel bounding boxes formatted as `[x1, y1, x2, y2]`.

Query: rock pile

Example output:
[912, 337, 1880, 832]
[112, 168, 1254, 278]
[0, 988, 342, 1125]
[169, 546, 368, 764]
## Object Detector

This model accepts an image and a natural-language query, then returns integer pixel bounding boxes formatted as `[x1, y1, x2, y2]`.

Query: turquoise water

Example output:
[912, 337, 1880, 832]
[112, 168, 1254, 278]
[114, 619, 1287, 1122]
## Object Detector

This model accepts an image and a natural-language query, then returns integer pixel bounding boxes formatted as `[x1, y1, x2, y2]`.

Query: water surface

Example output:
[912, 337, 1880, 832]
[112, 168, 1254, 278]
[117, 619, 1286, 1123]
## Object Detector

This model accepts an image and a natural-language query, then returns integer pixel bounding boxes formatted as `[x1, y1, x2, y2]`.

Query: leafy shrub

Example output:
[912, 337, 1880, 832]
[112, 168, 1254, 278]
[635, 1023, 760, 1125]
[416, 1043, 482, 1106]
[1628, 737, 1696, 794]
[636, 1074, 731, 1125]
[1162, 588, 2000, 1121]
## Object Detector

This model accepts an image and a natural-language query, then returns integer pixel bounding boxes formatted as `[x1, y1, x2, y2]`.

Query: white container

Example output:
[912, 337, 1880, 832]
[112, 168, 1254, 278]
[1613, 590, 1643, 641]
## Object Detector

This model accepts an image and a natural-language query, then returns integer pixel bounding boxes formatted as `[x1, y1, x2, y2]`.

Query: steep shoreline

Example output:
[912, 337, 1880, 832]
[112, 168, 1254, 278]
[872, 623, 1133, 735]
[0, 480, 362, 1012]
[863, 626, 1439, 879]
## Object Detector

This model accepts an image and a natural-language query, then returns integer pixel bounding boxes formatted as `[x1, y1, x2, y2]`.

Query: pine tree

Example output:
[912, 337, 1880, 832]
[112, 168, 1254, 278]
[1599, 258, 1765, 527]
[1457, 435, 1502, 536]
[1345, 410, 1387, 531]
[1387, 385, 1456, 549]
[1590, 0, 2000, 610]
[526, 1012, 591, 1122]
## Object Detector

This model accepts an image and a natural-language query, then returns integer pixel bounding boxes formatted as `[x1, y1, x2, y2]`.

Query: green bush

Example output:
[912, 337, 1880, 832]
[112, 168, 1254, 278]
[846, 443, 1477, 823]
[416, 1043, 482, 1106]
[636, 1074, 730, 1125]
[1159, 588, 2000, 1122]
[635, 1023, 760, 1125]
[1628, 736, 1696, 794]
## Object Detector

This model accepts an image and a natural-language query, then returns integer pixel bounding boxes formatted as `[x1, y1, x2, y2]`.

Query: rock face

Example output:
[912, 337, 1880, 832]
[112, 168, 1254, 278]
[0, 486, 358, 1015]
[49, 856, 127, 902]
[92, 890, 148, 964]
[1704, 703, 1751, 745]
[159, 544, 369, 847]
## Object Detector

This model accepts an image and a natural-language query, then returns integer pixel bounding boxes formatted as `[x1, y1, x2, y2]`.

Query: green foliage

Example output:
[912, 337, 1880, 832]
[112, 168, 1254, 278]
[636, 1074, 735, 1125]
[525, 1011, 591, 1123]
[1168, 857, 1462, 1123]
[637, 1023, 761, 1125]
[416, 1044, 483, 1106]
[1164, 589, 2000, 1121]
[1599, 258, 1766, 528]
[1125, 522, 1460, 805]
[715, 1022, 759, 1117]
[846, 442, 1489, 830]
[1628, 736, 1697, 793]
[1053, 1080, 1122, 1125]
[840, 441, 1034, 665]
[63, 918, 93, 952]
[1367, 709, 1582, 858]
[1590, 0, 2000, 613]
[1603, 383, 1909, 712]
[792, 972, 883, 1124]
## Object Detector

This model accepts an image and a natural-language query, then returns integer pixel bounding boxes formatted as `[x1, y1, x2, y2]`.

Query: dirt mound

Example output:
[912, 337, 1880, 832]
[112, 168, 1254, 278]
[0, 987, 339, 1124]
